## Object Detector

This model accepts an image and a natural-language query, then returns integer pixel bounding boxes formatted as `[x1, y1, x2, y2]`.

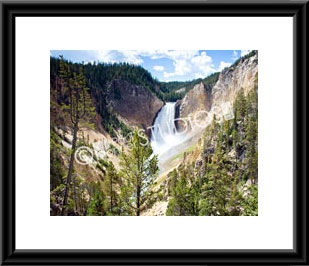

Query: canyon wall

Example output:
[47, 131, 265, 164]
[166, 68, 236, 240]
[175, 53, 258, 131]
[106, 79, 164, 133]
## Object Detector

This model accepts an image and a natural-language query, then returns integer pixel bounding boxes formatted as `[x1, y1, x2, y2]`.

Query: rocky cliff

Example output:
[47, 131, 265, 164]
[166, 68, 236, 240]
[175, 82, 212, 131]
[211, 53, 258, 107]
[175, 53, 258, 131]
[106, 79, 164, 134]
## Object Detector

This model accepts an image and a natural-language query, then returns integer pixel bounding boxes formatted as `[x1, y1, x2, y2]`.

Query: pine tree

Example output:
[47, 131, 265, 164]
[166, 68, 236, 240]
[166, 168, 199, 216]
[120, 130, 161, 216]
[102, 162, 120, 215]
[235, 87, 247, 123]
[50, 130, 65, 190]
[241, 184, 258, 216]
[167, 169, 178, 195]
[59, 56, 96, 215]
[226, 179, 243, 215]
[87, 190, 105, 216]
[199, 133, 233, 216]
[245, 116, 258, 183]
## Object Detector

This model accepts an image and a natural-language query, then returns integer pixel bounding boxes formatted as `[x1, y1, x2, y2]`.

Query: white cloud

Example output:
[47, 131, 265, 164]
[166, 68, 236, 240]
[95, 50, 143, 65]
[241, 50, 251, 57]
[160, 50, 216, 79]
[194, 73, 206, 79]
[90, 50, 218, 80]
[153, 65, 164, 71]
[95, 50, 217, 80]
[85, 60, 94, 65]
[218, 61, 232, 71]
[163, 72, 174, 78]
[232, 50, 238, 61]
[191, 51, 212, 65]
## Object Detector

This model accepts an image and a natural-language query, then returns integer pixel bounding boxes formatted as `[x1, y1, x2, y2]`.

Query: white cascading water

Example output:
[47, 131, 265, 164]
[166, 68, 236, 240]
[151, 102, 183, 159]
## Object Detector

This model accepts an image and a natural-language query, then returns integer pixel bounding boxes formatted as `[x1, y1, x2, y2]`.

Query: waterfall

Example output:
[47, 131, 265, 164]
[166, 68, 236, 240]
[151, 102, 182, 158]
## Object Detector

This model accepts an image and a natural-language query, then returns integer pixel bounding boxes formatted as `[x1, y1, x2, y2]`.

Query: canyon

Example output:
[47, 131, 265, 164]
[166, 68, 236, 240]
[50, 51, 258, 216]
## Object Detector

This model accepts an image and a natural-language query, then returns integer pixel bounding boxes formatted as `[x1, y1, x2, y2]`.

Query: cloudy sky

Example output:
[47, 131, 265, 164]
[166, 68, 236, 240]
[50, 50, 251, 82]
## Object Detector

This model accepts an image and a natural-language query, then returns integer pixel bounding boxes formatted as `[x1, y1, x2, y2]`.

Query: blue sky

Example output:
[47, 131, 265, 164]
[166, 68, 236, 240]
[50, 50, 251, 82]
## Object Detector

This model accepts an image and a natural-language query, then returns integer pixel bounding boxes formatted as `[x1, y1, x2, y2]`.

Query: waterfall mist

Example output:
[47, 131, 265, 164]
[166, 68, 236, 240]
[151, 102, 183, 160]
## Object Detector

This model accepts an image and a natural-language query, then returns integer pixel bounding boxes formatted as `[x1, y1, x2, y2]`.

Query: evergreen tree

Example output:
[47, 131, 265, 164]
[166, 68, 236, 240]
[226, 179, 243, 215]
[199, 129, 233, 216]
[50, 130, 65, 190]
[102, 162, 121, 215]
[120, 130, 161, 216]
[59, 56, 96, 215]
[245, 116, 258, 183]
[235, 87, 247, 123]
[87, 190, 105, 216]
[167, 169, 178, 195]
[241, 184, 258, 216]
[166, 168, 199, 216]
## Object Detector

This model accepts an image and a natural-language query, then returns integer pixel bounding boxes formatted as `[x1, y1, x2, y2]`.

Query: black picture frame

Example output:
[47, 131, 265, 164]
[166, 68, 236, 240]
[0, 1, 307, 265]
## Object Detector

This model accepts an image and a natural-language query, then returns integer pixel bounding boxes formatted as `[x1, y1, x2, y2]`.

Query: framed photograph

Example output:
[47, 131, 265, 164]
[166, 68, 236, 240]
[1, 0, 307, 265]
